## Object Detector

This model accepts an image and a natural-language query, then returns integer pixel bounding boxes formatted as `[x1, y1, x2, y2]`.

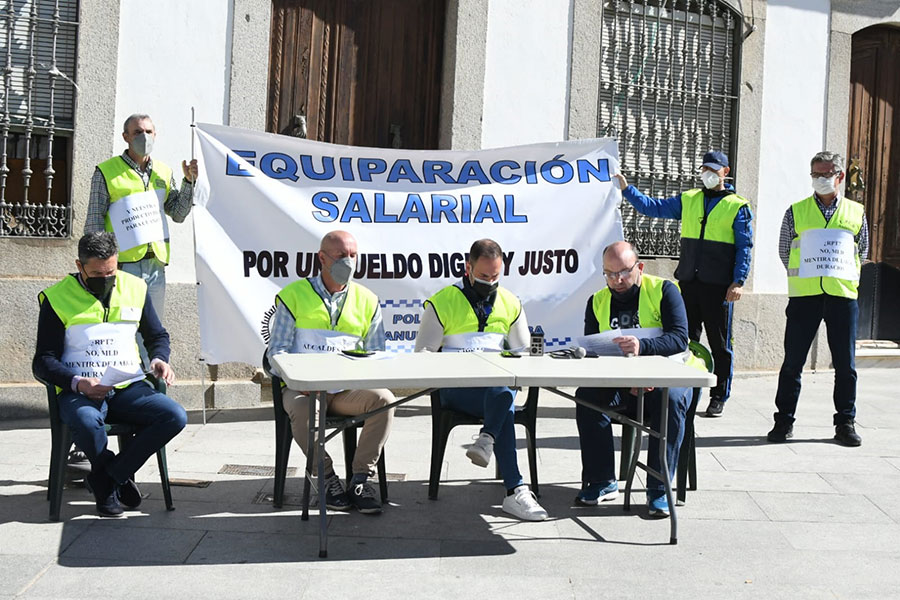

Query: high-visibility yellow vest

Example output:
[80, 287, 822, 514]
[425, 283, 521, 352]
[98, 156, 172, 264]
[592, 273, 668, 332]
[677, 188, 749, 285]
[275, 278, 379, 353]
[39, 271, 147, 392]
[787, 195, 864, 299]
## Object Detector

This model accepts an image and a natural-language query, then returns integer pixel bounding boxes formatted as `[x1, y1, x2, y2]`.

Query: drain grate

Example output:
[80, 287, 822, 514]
[218, 464, 297, 477]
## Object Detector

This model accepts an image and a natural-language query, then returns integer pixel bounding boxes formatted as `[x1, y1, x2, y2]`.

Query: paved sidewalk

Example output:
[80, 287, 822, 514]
[1, 369, 898, 599]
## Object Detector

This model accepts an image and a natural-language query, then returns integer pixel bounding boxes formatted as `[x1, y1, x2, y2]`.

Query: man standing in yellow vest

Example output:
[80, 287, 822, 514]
[573, 241, 690, 518]
[614, 151, 753, 418]
[32, 232, 187, 517]
[415, 239, 548, 521]
[769, 151, 869, 447]
[85, 113, 199, 326]
[266, 231, 395, 514]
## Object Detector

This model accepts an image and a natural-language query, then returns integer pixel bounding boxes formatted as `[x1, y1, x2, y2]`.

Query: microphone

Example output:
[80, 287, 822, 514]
[550, 346, 587, 359]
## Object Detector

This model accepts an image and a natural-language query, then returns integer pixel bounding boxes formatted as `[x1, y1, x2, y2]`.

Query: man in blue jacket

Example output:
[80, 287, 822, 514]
[614, 150, 753, 417]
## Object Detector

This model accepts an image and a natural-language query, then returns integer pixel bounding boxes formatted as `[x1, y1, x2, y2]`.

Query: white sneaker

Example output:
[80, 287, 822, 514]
[502, 485, 548, 521]
[466, 432, 494, 467]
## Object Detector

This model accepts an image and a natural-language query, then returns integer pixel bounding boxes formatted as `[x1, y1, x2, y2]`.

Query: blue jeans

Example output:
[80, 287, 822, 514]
[57, 380, 187, 485]
[439, 386, 523, 490]
[575, 386, 689, 491]
[774, 295, 858, 426]
[120, 257, 166, 368]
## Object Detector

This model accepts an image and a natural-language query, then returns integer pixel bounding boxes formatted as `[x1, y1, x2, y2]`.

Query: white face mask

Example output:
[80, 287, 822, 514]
[130, 132, 154, 157]
[812, 176, 837, 196]
[701, 170, 721, 189]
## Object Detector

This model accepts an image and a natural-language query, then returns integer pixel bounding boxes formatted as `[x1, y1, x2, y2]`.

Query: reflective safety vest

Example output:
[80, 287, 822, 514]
[592, 273, 667, 332]
[425, 283, 521, 352]
[38, 271, 147, 391]
[787, 195, 864, 299]
[275, 279, 379, 354]
[98, 156, 172, 264]
[676, 188, 749, 285]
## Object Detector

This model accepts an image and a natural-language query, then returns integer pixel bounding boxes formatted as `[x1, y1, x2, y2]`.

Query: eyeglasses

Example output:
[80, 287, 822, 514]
[603, 262, 638, 281]
[810, 171, 840, 178]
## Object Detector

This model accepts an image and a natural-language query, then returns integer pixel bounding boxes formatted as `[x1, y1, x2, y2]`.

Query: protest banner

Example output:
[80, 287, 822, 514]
[192, 123, 624, 365]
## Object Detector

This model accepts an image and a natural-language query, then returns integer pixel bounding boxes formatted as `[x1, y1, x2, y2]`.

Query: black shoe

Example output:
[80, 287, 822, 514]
[118, 479, 142, 509]
[834, 422, 862, 447]
[767, 422, 793, 443]
[87, 471, 123, 518]
[704, 399, 725, 417]
[348, 481, 382, 514]
[322, 474, 351, 511]
[66, 448, 91, 477]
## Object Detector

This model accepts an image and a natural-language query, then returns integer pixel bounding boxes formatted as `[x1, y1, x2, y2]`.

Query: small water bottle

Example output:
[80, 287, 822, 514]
[530, 325, 544, 356]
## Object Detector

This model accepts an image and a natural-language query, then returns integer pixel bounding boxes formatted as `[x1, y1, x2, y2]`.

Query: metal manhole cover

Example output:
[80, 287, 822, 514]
[218, 464, 296, 477]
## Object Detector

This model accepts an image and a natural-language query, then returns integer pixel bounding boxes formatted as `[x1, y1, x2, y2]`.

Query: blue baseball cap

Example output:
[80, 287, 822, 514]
[701, 150, 729, 170]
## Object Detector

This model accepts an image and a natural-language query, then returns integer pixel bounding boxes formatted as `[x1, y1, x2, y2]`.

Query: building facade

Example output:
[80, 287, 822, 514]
[2, 0, 898, 415]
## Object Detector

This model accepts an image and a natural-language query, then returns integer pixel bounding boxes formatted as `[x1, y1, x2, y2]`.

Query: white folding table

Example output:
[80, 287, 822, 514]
[270, 352, 516, 557]
[476, 353, 717, 544]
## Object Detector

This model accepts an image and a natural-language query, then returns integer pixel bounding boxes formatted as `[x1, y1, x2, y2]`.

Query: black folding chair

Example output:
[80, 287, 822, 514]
[41, 374, 174, 521]
[428, 386, 539, 499]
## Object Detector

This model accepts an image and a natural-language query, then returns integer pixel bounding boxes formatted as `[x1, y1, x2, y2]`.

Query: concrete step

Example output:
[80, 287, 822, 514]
[856, 339, 900, 368]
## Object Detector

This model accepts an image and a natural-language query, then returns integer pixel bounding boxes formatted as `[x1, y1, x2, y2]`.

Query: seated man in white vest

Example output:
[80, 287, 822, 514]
[574, 241, 690, 518]
[32, 232, 187, 518]
[415, 239, 548, 521]
[266, 230, 395, 515]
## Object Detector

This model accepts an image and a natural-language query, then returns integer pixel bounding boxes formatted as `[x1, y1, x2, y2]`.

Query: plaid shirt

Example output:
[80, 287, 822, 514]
[84, 151, 194, 234]
[778, 195, 869, 269]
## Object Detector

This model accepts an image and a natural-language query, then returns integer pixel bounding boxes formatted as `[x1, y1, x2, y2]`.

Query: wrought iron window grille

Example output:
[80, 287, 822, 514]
[597, 0, 741, 258]
[0, 0, 78, 238]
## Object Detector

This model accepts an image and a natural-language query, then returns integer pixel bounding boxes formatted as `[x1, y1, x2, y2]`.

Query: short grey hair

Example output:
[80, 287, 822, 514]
[123, 113, 153, 133]
[810, 151, 844, 173]
[78, 232, 118, 263]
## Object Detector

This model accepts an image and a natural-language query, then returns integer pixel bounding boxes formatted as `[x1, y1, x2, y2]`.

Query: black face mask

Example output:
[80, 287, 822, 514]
[610, 283, 640, 303]
[82, 271, 116, 299]
[471, 277, 498, 299]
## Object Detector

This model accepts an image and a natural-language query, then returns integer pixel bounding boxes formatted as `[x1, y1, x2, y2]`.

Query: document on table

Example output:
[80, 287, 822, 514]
[99, 366, 146, 387]
[575, 328, 663, 356]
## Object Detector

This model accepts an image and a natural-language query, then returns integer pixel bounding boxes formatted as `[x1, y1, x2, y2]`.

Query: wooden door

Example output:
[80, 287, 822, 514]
[267, 0, 445, 149]
[847, 26, 900, 268]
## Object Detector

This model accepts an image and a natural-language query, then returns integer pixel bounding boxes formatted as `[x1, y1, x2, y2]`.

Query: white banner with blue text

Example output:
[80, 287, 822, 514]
[192, 123, 623, 365]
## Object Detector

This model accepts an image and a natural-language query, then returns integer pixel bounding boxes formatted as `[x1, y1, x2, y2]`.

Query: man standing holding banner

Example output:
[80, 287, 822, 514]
[415, 239, 549, 522]
[768, 151, 869, 447]
[85, 113, 199, 327]
[266, 230, 395, 515]
[614, 151, 753, 418]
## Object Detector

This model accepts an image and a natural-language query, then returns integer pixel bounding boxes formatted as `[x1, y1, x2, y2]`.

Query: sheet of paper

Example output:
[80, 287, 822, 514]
[99, 366, 146, 387]
[574, 327, 663, 356]
[798, 228, 858, 280]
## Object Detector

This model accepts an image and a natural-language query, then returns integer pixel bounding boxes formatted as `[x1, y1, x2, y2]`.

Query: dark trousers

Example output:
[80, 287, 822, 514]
[774, 295, 858, 426]
[574, 386, 689, 491]
[57, 380, 187, 484]
[680, 280, 734, 402]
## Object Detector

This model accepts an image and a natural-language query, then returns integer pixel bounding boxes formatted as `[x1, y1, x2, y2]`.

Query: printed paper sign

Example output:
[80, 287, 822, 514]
[107, 190, 168, 252]
[61, 322, 142, 380]
[192, 123, 625, 365]
[799, 229, 858, 280]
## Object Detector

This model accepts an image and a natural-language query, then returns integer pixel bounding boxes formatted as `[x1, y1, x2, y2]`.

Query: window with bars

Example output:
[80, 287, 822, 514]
[0, 0, 78, 238]
[597, 0, 740, 258]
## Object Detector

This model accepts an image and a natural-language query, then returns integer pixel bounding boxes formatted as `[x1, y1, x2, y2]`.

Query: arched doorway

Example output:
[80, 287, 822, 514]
[848, 24, 900, 340]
